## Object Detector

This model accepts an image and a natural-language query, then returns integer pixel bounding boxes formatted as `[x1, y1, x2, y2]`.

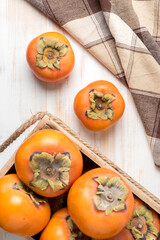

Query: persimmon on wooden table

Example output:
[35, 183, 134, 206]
[0, 0, 160, 240]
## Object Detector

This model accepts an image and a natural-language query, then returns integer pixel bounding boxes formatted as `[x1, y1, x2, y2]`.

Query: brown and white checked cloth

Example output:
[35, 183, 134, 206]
[26, 0, 160, 166]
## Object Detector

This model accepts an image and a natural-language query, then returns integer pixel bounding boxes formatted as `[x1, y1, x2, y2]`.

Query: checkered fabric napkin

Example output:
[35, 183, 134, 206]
[26, 0, 160, 166]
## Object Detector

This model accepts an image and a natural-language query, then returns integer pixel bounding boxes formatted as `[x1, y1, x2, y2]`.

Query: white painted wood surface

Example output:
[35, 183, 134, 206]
[0, 0, 159, 239]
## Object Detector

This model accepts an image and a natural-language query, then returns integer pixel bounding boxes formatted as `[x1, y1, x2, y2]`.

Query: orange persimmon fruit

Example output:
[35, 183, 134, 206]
[40, 208, 102, 240]
[40, 208, 70, 240]
[67, 168, 134, 239]
[108, 197, 160, 240]
[74, 80, 125, 131]
[0, 174, 51, 237]
[26, 32, 75, 82]
[15, 129, 83, 197]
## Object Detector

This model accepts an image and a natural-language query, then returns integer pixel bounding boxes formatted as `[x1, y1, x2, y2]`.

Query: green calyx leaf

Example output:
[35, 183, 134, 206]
[93, 176, 109, 186]
[86, 90, 115, 121]
[113, 202, 126, 212]
[106, 109, 113, 120]
[48, 179, 63, 191]
[53, 60, 60, 70]
[48, 63, 54, 70]
[37, 37, 55, 54]
[67, 216, 74, 232]
[102, 94, 116, 103]
[105, 207, 112, 215]
[59, 45, 68, 57]
[66, 216, 85, 240]
[55, 42, 64, 49]
[86, 110, 99, 119]
[13, 181, 47, 207]
[29, 152, 71, 191]
[93, 176, 128, 216]
[36, 37, 68, 70]
[94, 90, 103, 98]
[30, 175, 48, 191]
[36, 54, 47, 68]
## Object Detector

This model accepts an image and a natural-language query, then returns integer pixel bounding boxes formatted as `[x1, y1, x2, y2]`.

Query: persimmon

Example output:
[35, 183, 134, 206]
[15, 129, 83, 197]
[67, 168, 134, 239]
[0, 174, 51, 237]
[26, 32, 75, 82]
[40, 208, 101, 240]
[74, 80, 125, 131]
[108, 197, 160, 240]
[107, 228, 134, 240]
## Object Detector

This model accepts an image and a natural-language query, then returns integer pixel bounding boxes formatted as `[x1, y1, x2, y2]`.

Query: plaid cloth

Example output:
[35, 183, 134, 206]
[26, 0, 160, 166]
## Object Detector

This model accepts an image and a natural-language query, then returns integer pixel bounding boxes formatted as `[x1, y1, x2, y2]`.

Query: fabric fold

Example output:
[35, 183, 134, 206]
[26, 0, 160, 166]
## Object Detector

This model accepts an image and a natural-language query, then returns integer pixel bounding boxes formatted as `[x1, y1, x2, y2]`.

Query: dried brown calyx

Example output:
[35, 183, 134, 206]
[93, 176, 128, 215]
[29, 152, 71, 191]
[85, 90, 116, 120]
[66, 216, 97, 240]
[126, 206, 159, 240]
[36, 37, 68, 70]
[13, 181, 47, 206]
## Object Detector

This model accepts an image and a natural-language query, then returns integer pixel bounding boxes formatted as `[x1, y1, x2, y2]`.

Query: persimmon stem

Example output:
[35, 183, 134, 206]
[46, 167, 52, 175]
[95, 99, 104, 110]
[107, 193, 113, 201]
[137, 223, 143, 229]
[47, 51, 54, 59]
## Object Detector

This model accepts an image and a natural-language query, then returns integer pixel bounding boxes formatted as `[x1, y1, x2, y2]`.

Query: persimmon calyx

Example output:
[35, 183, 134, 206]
[67, 215, 104, 240]
[93, 176, 128, 215]
[29, 152, 71, 191]
[13, 181, 47, 207]
[36, 37, 68, 70]
[66, 216, 85, 240]
[126, 206, 159, 240]
[85, 90, 115, 120]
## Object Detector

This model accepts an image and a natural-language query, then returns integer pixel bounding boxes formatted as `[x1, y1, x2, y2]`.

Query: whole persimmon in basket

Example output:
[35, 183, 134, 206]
[108, 197, 160, 240]
[0, 174, 51, 237]
[67, 168, 134, 239]
[15, 129, 83, 198]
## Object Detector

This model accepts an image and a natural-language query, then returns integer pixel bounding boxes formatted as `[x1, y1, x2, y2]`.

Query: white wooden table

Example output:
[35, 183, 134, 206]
[0, 0, 159, 239]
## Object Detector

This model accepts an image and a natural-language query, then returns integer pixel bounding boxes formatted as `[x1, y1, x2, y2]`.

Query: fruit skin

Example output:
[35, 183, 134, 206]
[15, 129, 83, 197]
[107, 227, 134, 240]
[40, 208, 100, 240]
[67, 168, 134, 239]
[107, 197, 160, 240]
[0, 174, 51, 237]
[40, 208, 70, 240]
[26, 32, 75, 82]
[74, 80, 125, 131]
